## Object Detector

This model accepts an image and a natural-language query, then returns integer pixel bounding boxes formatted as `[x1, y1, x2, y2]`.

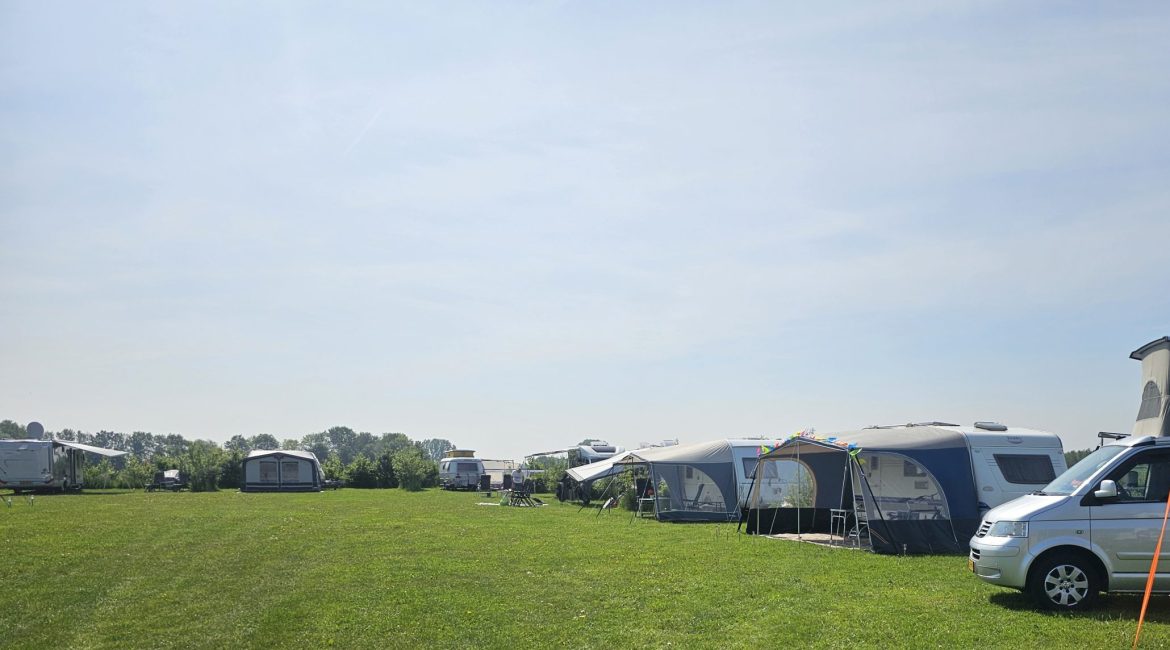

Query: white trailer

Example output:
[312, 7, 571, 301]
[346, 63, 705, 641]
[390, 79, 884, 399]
[0, 439, 128, 493]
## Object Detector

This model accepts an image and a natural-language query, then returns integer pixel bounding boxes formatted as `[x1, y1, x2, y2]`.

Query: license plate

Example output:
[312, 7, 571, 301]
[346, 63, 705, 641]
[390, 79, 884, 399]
[968, 559, 975, 573]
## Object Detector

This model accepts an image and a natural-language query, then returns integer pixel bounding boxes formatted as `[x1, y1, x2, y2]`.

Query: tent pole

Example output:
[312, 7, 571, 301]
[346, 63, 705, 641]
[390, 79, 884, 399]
[796, 441, 801, 540]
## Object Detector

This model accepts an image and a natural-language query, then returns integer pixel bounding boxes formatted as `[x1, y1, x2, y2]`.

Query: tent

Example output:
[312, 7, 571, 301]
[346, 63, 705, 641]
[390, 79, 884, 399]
[566, 441, 744, 521]
[241, 450, 325, 492]
[742, 427, 983, 554]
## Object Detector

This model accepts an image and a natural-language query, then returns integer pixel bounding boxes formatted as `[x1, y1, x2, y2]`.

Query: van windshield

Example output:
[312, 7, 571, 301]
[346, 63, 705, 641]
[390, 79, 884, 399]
[1042, 445, 1129, 495]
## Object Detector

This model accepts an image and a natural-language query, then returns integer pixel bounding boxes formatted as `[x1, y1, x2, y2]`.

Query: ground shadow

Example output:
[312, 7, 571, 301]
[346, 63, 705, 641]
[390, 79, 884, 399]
[989, 591, 1170, 622]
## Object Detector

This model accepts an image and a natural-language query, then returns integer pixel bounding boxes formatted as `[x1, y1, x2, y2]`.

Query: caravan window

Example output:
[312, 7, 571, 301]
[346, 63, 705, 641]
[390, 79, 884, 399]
[456, 462, 478, 473]
[993, 454, 1056, 485]
[259, 461, 278, 482]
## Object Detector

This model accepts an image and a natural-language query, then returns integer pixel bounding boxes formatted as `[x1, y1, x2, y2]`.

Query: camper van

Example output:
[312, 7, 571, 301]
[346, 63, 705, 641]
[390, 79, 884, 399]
[439, 450, 485, 490]
[970, 434, 1170, 610]
[969, 337, 1170, 609]
[0, 439, 127, 493]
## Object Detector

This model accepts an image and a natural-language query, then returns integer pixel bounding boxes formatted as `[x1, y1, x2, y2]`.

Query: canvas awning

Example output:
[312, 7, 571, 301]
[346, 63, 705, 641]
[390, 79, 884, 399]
[565, 451, 636, 483]
[55, 440, 128, 458]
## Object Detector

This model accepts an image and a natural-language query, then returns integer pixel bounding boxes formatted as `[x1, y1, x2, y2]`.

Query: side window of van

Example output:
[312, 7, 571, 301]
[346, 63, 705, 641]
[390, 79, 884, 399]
[1106, 452, 1170, 503]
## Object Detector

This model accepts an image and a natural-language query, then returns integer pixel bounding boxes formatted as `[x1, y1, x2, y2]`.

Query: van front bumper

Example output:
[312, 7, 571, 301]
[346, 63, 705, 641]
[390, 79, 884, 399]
[969, 536, 1029, 590]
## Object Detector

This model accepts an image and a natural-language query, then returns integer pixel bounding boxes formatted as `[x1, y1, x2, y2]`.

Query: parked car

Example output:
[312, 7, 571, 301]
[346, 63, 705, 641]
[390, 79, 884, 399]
[969, 434, 1170, 610]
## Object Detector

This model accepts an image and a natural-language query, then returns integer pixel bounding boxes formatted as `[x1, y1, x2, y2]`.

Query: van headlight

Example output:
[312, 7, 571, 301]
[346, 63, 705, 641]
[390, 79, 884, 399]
[987, 521, 1028, 538]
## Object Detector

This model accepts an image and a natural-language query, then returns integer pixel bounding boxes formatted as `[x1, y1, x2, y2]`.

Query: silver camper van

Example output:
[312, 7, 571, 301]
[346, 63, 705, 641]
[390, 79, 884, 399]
[439, 450, 485, 490]
[970, 435, 1170, 610]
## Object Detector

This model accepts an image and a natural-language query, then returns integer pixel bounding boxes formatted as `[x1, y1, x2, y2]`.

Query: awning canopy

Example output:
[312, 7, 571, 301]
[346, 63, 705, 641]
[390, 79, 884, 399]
[55, 440, 128, 458]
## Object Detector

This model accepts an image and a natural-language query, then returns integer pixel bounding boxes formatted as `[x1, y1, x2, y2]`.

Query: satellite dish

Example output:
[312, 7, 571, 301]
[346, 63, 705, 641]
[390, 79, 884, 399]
[27, 421, 45, 439]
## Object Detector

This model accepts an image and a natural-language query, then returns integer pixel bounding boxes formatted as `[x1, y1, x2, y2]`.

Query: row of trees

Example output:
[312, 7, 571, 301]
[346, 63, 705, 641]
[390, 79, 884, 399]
[0, 420, 456, 492]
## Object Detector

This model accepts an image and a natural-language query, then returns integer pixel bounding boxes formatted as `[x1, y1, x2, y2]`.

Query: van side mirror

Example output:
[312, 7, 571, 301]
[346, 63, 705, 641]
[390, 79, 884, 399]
[1094, 479, 1118, 499]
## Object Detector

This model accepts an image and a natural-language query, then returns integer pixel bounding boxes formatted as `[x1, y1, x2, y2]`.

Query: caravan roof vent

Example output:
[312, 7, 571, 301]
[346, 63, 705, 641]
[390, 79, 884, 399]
[974, 422, 1008, 432]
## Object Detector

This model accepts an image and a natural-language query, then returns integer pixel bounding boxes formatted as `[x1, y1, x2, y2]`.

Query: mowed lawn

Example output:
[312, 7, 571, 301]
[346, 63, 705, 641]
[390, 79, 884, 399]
[2, 489, 1170, 649]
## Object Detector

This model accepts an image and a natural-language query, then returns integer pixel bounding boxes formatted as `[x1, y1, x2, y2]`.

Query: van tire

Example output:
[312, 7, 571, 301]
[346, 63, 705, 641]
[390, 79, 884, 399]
[1027, 552, 1100, 611]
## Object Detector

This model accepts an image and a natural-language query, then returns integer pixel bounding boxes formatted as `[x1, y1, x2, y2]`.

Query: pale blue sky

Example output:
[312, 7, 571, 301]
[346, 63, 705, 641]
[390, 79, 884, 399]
[2, 2, 1167, 459]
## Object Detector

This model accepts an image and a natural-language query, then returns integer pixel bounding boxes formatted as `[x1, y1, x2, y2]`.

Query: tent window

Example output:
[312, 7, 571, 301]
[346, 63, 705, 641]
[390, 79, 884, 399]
[742, 458, 778, 479]
[651, 464, 730, 515]
[993, 454, 1056, 484]
[866, 453, 949, 521]
[259, 461, 278, 482]
[281, 461, 301, 482]
[772, 459, 815, 508]
[1138, 381, 1162, 420]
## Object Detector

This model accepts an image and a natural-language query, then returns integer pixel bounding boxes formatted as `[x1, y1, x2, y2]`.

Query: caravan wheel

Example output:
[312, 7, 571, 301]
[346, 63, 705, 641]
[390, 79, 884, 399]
[1027, 553, 1100, 611]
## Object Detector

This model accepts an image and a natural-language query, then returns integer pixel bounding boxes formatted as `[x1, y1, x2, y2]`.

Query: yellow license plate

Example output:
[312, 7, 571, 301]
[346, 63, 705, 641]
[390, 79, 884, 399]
[968, 559, 975, 573]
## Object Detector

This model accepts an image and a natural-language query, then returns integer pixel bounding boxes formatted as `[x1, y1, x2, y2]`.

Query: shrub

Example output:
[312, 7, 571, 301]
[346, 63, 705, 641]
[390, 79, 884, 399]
[181, 440, 223, 492]
[346, 456, 378, 488]
[392, 448, 433, 491]
[321, 454, 346, 482]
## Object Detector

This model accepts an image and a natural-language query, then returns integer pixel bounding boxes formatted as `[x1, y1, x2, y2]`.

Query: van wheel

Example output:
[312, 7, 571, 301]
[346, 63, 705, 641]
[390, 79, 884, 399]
[1028, 553, 1099, 611]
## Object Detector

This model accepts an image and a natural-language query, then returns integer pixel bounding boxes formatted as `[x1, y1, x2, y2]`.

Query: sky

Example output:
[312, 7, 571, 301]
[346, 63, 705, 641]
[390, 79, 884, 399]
[2, 2, 1168, 460]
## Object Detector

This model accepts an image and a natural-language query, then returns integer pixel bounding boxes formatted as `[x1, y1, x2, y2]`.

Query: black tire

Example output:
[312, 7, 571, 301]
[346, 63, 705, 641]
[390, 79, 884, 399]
[1027, 553, 1100, 611]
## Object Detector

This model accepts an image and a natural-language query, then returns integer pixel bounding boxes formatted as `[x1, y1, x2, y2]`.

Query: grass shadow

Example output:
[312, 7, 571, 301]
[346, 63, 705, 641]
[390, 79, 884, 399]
[989, 591, 1170, 622]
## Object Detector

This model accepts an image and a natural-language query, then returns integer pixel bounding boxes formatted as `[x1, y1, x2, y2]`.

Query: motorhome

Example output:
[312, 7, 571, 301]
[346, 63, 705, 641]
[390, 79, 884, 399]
[0, 439, 128, 493]
[439, 449, 485, 490]
[568, 441, 625, 468]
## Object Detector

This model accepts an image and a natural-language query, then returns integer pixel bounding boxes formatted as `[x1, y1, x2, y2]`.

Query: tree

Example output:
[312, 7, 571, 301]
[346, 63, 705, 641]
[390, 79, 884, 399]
[0, 420, 27, 439]
[224, 435, 251, 454]
[128, 431, 156, 458]
[321, 453, 346, 482]
[218, 450, 246, 489]
[281, 438, 300, 450]
[324, 426, 358, 465]
[419, 438, 456, 462]
[84, 458, 116, 489]
[376, 432, 413, 458]
[249, 434, 280, 451]
[375, 452, 396, 488]
[301, 433, 332, 463]
[117, 456, 154, 489]
[392, 447, 433, 491]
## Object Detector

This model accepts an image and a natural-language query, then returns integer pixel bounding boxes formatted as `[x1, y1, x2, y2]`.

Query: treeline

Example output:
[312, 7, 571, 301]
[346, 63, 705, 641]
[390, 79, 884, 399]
[0, 420, 456, 492]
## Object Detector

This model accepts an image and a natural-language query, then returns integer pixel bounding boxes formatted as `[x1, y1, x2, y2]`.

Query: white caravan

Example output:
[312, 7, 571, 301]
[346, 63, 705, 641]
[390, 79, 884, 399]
[0, 439, 128, 493]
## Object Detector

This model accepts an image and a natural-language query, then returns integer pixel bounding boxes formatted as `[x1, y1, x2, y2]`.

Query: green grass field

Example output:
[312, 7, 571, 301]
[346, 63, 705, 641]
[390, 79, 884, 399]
[2, 488, 1168, 649]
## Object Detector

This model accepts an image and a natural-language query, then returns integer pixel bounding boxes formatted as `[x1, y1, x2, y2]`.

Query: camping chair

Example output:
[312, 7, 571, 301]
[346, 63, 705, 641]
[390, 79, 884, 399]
[508, 483, 537, 507]
[689, 484, 706, 510]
